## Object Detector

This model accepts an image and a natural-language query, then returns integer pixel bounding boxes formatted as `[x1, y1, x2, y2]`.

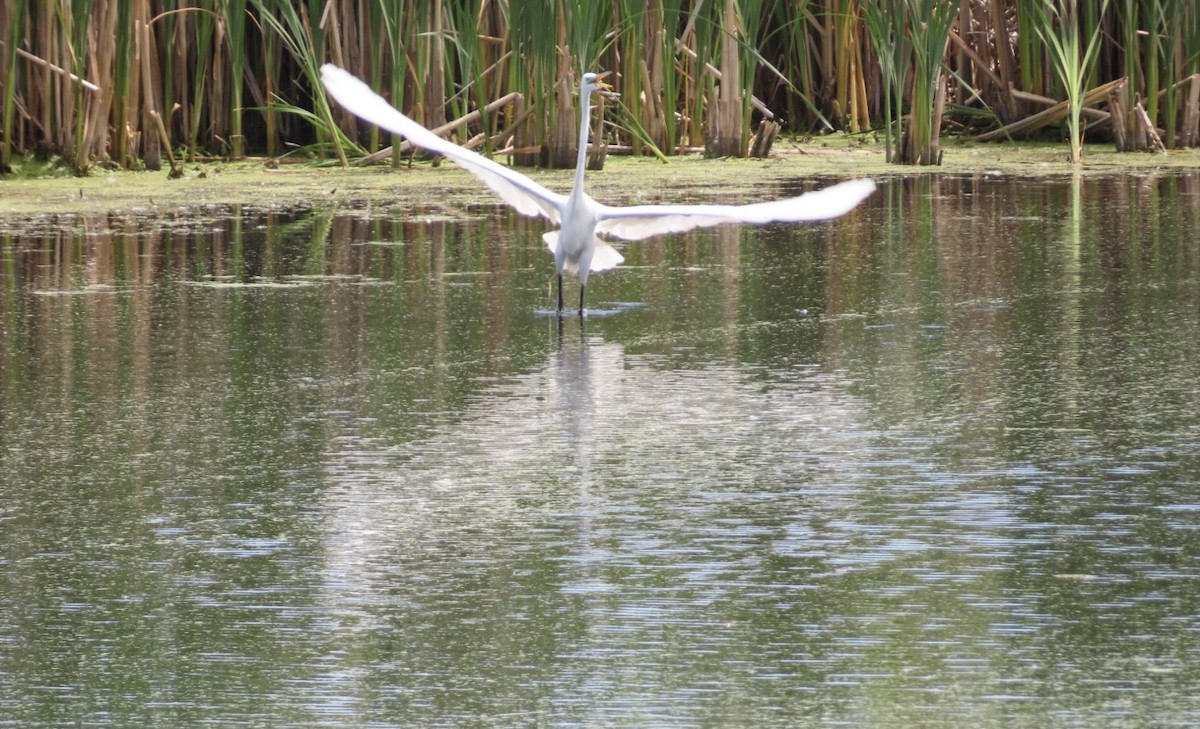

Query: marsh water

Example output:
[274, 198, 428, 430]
[2, 173, 1199, 727]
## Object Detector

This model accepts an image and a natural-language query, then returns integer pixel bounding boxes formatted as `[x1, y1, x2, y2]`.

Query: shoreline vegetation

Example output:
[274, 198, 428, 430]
[2, 140, 1199, 221]
[0, 0, 1198, 180]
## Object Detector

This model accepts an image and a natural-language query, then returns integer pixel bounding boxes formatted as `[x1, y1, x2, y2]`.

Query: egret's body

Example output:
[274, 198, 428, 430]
[320, 64, 876, 315]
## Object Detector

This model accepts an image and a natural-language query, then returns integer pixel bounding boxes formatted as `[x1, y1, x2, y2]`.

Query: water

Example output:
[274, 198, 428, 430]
[2, 174, 1199, 727]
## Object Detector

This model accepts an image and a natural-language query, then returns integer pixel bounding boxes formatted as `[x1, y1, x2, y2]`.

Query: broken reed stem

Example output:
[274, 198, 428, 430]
[1179, 75, 1200, 148]
[1109, 80, 1130, 150]
[150, 109, 180, 173]
[4, 1, 1200, 167]
[1010, 86, 1111, 122]
[358, 91, 523, 164]
[973, 78, 1125, 141]
[2, 42, 103, 92]
[1133, 101, 1168, 153]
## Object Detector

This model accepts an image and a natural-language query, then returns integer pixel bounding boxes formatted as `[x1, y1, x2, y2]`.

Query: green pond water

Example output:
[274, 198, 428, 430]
[2, 173, 1199, 727]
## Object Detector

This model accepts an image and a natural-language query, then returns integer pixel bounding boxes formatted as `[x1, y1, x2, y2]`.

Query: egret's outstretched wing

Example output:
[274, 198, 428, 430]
[594, 179, 876, 241]
[320, 64, 567, 223]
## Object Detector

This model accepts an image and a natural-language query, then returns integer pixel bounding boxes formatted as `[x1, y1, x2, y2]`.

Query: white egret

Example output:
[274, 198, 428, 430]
[320, 64, 876, 316]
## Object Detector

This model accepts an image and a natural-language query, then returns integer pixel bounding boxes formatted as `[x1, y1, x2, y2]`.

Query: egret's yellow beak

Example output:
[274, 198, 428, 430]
[593, 71, 616, 97]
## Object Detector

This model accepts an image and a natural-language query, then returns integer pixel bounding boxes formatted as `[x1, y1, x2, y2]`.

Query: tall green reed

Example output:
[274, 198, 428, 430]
[862, 0, 909, 162]
[186, 2, 216, 160]
[367, 0, 412, 166]
[1015, 0, 1045, 97]
[250, 0, 348, 165]
[769, 0, 824, 130]
[614, 0, 665, 154]
[1142, 0, 1161, 128]
[60, 0, 95, 173]
[508, 0, 606, 167]
[862, 0, 954, 164]
[414, 0, 446, 130]
[445, 0, 483, 143]
[734, 0, 770, 152]
[903, 0, 957, 164]
[222, 0, 247, 158]
[9, 0, 1200, 169]
[1119, 0, 1137, 136]
[1142, 0, 1192, 148]
[1031, 0, 1109, 164]
[2, 2, 22, 172]
[113, 0, 136, 167]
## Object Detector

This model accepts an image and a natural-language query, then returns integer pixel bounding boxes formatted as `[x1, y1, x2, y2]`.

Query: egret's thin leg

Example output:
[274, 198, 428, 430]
[578, 284, 585, 317]
[557, 274, 564, 316]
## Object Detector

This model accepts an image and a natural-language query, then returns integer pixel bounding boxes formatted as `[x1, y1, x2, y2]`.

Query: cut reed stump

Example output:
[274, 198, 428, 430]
[1113, 75, 1197, 151]
[1133, 102, 1167, 154]
[1108, 81, 1131, 152]
[1180, 75, 1200, 149]
[749, 119, 780, 158]
[931, 78, 947, 165]
[150, 110, 182, 178]
[586, 141, 608, 171]
[705, 0, 745, 158]
[1149, 74, 1200, 149]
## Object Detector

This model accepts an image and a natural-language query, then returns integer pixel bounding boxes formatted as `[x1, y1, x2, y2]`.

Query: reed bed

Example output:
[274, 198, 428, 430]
[1, 0, 1198, 175]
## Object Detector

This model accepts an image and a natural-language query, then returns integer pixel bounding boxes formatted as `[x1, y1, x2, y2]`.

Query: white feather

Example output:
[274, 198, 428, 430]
[320, 64, 565, 223]
[543, 231, 625, 274]
[319, 64, 875, 313]
[593, 179, 878, 241]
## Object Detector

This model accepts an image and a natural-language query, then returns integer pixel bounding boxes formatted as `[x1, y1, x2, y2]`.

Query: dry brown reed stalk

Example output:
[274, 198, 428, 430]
[4, 0, 1200, 172]
[706, 0, 744, 157]
[834, 0, 870, 133]
[138, 19, 163, 171]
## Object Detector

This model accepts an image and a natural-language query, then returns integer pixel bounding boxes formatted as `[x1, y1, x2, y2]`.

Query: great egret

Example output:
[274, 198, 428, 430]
[320, 64, 876, 316]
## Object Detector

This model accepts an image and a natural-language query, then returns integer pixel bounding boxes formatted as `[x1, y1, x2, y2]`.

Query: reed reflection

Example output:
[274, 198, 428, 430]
[2, 175, 1200, 727]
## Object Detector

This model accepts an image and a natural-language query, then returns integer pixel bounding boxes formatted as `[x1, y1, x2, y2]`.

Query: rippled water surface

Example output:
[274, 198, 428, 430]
[2, 174, 1200, 727]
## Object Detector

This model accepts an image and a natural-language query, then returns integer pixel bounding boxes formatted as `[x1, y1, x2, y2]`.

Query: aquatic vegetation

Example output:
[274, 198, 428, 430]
[1, 0, 1199, 174]
[1032, 0, 1109, 164]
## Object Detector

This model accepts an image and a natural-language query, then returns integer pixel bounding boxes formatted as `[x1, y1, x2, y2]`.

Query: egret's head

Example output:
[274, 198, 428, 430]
[582, 71, 614, 97]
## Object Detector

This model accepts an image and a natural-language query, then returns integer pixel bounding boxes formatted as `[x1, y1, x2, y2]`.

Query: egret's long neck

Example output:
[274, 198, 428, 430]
[572, 84, 592, 196]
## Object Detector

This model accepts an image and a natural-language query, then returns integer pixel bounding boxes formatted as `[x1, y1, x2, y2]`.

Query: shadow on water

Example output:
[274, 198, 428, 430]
[2, 173, 1200, 726]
